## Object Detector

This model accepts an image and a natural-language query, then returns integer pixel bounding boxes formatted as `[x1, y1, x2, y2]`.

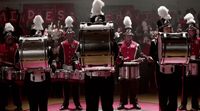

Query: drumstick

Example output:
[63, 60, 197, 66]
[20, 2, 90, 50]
[131, 57, 145, 62]
[0, 61, 14, 66]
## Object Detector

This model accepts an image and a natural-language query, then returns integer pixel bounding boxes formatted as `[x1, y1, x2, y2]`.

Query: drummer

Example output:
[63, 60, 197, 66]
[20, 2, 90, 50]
[117, 16, 151, 110]
[179, 13, 200, 111]
[150, 6, 180, 111]
[58, 16, 82, 110]
[0, 22, 22, 111]
[24, 15, 50, 111]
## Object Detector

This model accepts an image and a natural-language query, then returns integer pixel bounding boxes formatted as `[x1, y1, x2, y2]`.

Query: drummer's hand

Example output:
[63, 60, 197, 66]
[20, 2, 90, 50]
[146, 56, 153, 62]
[124, 57, 130, 61]
[14, 63, 20, 70]
[137, 57, 144, 62]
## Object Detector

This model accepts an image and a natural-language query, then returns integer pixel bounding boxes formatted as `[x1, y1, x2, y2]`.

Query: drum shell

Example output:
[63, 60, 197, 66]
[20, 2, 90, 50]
[24, 68, 50, 82]
[69, 71, 85, 81]
[19, 37, 48, 69]
[119, 62, 140, 79]
[52, 69, 70, 80]
[0, 67, 24, 80]
[159, 64, 175, 74]
[51, 69, 84, 82]
[158, 32, 190, 65]
[79, 23, 114, 67]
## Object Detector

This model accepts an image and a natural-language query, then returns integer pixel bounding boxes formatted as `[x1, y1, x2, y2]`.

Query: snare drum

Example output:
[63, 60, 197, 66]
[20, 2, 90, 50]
[158, 32, 190, 65]
[84, 66, 113, 77]
[119, 62, 140, 79]
[69, 70, 85, 81]
[0, 67, 24, 80]
[26, 68, 50, 82]
[52, 69, 70, 80]
[19, 36, 48, 69]
[160, 64, 175, 74]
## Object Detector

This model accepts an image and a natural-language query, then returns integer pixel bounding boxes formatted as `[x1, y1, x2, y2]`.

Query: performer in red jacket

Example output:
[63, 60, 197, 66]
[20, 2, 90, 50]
[59, 16, 82, 111]
[0, 22, 22, 111]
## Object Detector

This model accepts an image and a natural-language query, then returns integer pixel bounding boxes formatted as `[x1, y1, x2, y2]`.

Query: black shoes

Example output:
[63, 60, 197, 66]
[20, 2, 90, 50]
[117, 104, 125, 110]
[75, 105, 83, 110]
[60, 105, 68, 110]
[15, 107, 23, 111]
[131, 103, 141, 110]
[117, 103, 141, 110]
[60, 105, 82, 110]
[179, 105, 187, 110]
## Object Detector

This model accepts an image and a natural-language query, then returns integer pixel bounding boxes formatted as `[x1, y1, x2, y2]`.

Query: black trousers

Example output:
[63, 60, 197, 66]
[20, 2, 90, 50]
[0, 80, 22, 110]
[155, 64, 181, 111]
[0, 80, 9, 111]
[158, 73, 179, 111]
[62, 81, 81, 107]
[25, 72, 50, 111]
[85, 75, 114, 111]
[181, 75, 199, 109]
[119, 79, 139, 105]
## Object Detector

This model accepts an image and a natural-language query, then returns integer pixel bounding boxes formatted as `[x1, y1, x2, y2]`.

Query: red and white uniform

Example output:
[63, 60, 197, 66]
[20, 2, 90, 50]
[61, 40, 79, 65]
[188, 29, 200, 76]
[0, 43, 18, 65]
[119, 41, 139, 61]
[189, 29, 200, 57]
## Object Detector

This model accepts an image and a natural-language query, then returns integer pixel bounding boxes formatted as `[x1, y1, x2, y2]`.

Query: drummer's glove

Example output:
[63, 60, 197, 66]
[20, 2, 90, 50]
[72, 60, 82, 70]
[146, 56, 154, 63]
[14, 63, 20, 70]
[57, 62, 62, 69]
[116, 56, 124, 67]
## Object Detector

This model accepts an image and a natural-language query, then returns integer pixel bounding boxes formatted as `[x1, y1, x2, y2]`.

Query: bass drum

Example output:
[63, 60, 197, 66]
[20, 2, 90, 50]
[79, 22, 114, 68]
[19, 36, 48, 69]
[158, 32, 190, 65]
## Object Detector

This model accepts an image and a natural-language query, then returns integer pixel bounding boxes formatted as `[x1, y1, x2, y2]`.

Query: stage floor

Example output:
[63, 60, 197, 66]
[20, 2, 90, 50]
[5, 93, 195, 111]
[5, 94, 158, 111]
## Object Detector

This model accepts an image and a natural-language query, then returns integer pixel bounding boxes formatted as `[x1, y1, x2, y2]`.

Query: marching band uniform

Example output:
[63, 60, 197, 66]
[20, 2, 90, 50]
[24, 15, 50, 111]
[117, 34, 143, 110]
[85, 1, 115, 111]
[0, 23, 22, 111]
[117, 16, 149, 110]
[151, 6, 180, 111]
[59, 16, 82, 110]
[179, 13, 200, 111]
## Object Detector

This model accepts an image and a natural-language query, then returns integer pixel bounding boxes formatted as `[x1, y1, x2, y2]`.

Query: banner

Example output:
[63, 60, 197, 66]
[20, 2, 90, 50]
[22, 3, 75, 25]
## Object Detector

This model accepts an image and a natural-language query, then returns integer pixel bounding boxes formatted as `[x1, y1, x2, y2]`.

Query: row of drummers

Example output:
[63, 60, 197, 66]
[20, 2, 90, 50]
[1, 15, 200, 82]
[0, 13, 114, 82]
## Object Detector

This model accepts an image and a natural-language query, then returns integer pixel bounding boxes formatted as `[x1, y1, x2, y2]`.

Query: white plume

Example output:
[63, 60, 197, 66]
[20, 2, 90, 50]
[187, 19, 196, 24]
[123, 16, 132, 29]
[91, 0, 105, 16]
[184, 13, 194, 20]
[164, 14, 171, 20]
[4, 22, 14, 32]
[33, 15, 44, 30]
[184, 13, 195, 24]
[65, 16, 74, 28]
[157, 6, 169, 18]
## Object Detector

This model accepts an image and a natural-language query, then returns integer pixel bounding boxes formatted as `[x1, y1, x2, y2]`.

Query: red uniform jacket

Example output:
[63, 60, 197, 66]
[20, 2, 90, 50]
[119, 41, 144, 62]
[0, 43, 19, 66]
[188, 29, 200, 57]
[59, 40, 80, 69]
